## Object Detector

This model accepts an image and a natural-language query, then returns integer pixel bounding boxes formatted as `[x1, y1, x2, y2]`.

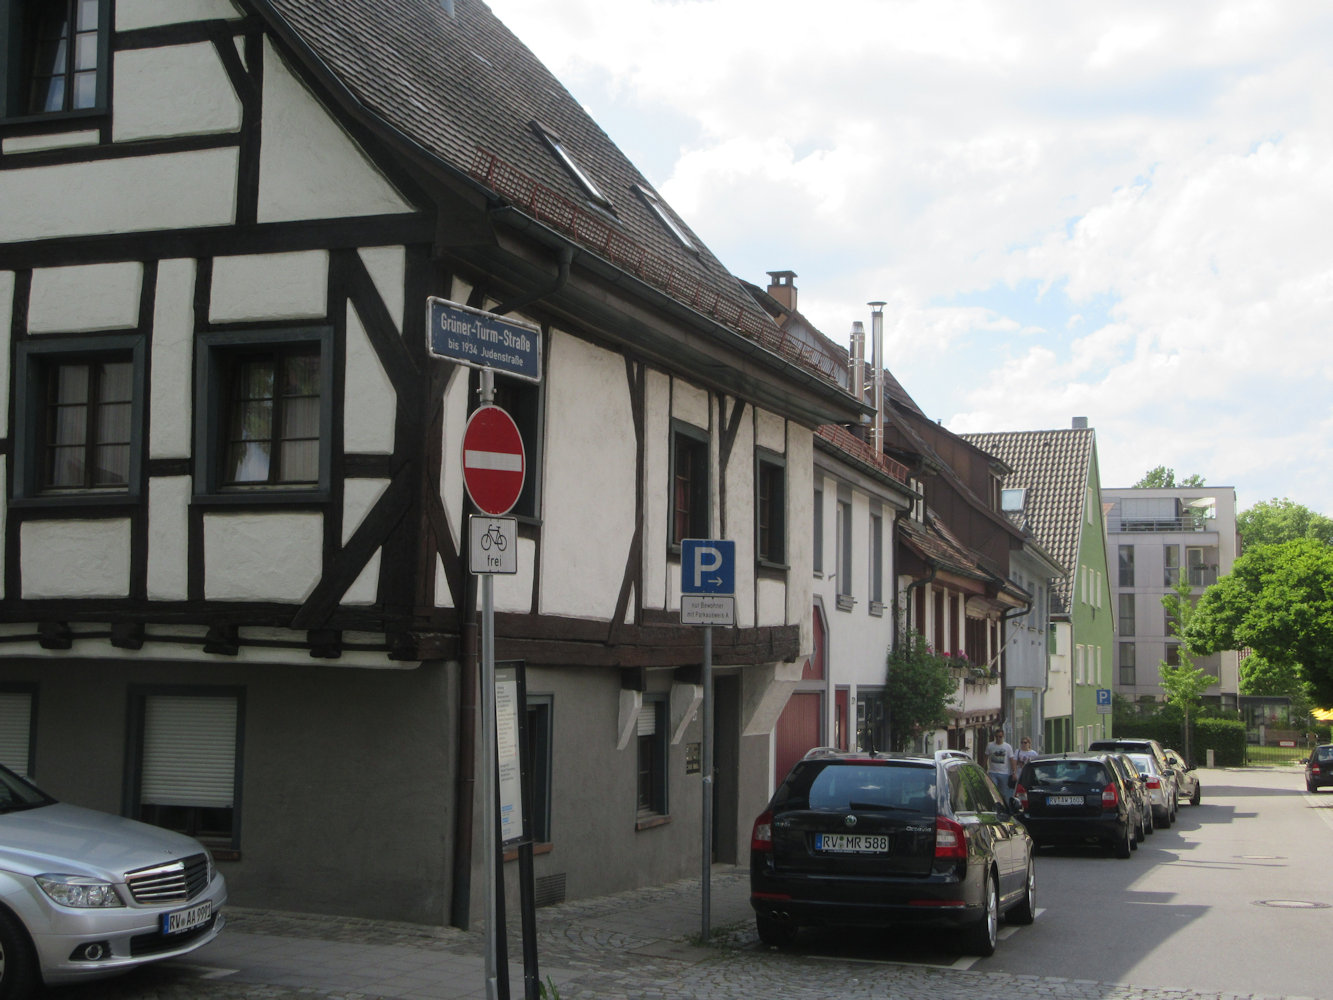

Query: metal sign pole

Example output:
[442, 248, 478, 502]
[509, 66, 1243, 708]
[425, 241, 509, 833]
[701, 623, 712, 942]
[478, 368, 502, 1000]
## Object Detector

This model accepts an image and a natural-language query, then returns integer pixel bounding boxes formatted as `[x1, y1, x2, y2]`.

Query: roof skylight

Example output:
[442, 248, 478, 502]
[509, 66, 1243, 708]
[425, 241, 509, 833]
[532, 123, 611, 211]
[635, 184, 695, 250]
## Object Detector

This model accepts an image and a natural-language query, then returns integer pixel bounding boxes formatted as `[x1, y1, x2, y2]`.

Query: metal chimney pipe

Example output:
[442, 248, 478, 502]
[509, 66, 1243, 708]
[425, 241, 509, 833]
[849, 321, 865, 404]
[869, 302, 886, 454]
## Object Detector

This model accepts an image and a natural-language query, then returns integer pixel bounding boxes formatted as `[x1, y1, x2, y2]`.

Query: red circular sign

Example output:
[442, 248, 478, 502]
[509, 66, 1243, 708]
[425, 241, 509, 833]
[462, 405, 526, 515]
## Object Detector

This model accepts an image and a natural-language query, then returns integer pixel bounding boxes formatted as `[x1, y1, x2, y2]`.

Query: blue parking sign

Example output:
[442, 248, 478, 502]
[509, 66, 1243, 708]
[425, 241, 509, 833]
[681, 539, 735, 595]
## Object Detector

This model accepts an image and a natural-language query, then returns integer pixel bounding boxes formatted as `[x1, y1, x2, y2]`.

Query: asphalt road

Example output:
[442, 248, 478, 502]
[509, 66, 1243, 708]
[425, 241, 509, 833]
[779, 764, 1331, 997]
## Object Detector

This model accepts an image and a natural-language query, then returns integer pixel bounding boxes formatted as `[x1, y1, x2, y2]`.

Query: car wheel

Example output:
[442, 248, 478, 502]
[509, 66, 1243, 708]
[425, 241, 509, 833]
[1190, 783, 1201, 807]
[1008, 857, 1036, 925]
[963, 868, 999, 957]
[756, 915, 798, 950]
[0, 907, 39, 1000]
[1135, 809, 1147, 843]
[1113, 822, 1133, 859]
[1158, 805, 1172, 829]
[1308, 780, 1318, 794]
[1144, 806, 1155, 835]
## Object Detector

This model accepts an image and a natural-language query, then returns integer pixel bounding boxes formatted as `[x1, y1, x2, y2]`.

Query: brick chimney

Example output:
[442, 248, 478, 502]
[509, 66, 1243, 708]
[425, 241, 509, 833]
[766, 270, 798, 312]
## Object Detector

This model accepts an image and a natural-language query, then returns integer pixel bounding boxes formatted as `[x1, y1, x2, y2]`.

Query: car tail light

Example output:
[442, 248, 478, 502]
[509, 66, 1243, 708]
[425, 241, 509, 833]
[1014, 783, 1029, 810]
[934, 816, 968, 860]
[751, 811, 773, 853]
[1102, 782, 1119, 808]
[1145, 775, 1161, 791]
[1313, 763, 1323, 776]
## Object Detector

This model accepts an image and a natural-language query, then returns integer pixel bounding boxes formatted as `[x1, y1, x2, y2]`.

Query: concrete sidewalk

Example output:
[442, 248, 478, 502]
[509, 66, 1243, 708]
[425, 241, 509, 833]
[180, 864, 755, 1000]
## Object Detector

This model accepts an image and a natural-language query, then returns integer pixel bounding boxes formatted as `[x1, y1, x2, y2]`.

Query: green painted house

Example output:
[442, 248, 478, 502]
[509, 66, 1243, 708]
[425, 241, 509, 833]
[962, 419, 1116, 751]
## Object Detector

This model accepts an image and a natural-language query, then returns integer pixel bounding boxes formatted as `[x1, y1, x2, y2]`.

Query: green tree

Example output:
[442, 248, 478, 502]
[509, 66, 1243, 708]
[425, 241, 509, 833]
[884, 633, 958, 752]
[1134, 466, 1206, 488]
[1186, 537, 1333, 707]
[1160, 576, 1217, 761]
[1237, 498, 1333, 549]
[1239, 652, 1307, 699]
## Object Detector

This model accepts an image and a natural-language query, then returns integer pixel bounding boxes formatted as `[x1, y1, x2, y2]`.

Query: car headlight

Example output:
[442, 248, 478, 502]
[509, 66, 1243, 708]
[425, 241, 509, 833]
[36, 875, 125, 908]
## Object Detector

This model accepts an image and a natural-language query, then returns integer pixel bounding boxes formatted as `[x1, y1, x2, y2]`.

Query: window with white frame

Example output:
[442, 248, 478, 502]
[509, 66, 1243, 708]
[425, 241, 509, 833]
[837, 498, 853, 605]
[869, 511, 883, 609]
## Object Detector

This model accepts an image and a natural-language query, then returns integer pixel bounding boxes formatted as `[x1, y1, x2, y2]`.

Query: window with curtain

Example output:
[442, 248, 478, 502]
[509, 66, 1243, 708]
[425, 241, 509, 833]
[670, 426, 708, 545]
[42, 357, 131, 490]
[222, 347, 321, 486]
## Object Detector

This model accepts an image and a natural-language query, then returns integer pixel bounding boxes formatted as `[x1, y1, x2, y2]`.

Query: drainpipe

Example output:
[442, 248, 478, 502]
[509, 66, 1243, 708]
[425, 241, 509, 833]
[448, 244, 572, 930]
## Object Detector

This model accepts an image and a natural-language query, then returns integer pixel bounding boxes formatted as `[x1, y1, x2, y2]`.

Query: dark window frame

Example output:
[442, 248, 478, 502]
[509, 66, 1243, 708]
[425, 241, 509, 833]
[525, 695, 553, 845]
[669, 422, 709, 550]
[194, 327, 334, 503]
[1119, 641, 1136, 686]
[468, 368, 544, 522]
[12, 333, 146, 506]
[124, 685, 245, 854]
[1118, 544, 1135, 587]
[1, 0, 112, 125]
[636, 696, 668, 822]
[755, 449, 786, 568]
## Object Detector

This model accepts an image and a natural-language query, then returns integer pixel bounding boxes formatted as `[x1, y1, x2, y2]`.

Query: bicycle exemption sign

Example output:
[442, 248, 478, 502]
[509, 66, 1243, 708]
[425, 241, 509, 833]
[470, 516, 517, 575]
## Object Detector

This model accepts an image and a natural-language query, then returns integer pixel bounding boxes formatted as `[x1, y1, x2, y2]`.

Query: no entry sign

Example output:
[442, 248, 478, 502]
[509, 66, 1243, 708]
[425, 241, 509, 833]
[462, 406, 525, 516]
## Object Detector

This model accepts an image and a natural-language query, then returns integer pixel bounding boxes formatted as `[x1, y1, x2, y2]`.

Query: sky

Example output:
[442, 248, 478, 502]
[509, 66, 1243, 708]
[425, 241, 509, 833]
[485, 0, 1333, 514]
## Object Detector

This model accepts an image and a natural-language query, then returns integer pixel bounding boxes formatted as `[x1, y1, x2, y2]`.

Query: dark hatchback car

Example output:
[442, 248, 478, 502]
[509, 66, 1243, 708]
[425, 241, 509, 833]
[750, 749, 1034, 957]
[1306, 745, 1333, 793]
[1014, 753, 1138, 858]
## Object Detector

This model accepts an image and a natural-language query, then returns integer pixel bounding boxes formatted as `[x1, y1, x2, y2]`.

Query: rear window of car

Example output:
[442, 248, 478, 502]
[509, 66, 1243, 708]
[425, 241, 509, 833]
[1315, 747, 1333, 762]
[1126, 753, 1157, 774]
[1024, 760, 1108, 786]
[775, 761, 938, 812]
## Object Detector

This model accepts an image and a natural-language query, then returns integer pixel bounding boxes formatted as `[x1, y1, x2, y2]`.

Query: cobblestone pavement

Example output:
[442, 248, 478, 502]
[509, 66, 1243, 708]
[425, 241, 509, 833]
[45, 865, 1320, 1000]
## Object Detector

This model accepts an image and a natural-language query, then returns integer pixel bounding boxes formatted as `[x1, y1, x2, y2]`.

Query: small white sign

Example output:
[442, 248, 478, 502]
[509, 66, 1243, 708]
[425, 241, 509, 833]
[681, 594, 735, 626]
[470, 516, 517, 574]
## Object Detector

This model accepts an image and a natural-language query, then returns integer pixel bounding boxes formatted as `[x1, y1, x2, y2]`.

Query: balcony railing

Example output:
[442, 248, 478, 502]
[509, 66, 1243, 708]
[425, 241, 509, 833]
[1109, 517, 1213, 533]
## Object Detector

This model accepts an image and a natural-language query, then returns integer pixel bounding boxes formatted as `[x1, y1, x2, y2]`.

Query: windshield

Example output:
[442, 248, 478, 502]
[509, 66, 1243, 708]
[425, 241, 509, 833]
[0, 763, 55, 813]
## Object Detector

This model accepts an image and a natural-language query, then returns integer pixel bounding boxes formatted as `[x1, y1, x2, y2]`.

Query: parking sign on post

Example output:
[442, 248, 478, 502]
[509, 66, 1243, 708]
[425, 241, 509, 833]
[680, 539, 735, 625]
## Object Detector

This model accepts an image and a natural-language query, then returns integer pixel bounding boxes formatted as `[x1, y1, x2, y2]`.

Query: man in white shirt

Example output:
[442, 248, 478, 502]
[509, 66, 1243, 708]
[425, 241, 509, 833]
[983, 728, 1015, 791]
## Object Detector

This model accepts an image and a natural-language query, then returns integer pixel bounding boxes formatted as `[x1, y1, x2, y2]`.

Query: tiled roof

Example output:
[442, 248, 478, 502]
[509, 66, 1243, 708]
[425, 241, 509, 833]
[959, 428, 1097, 613]
[255, 0, 802, 364]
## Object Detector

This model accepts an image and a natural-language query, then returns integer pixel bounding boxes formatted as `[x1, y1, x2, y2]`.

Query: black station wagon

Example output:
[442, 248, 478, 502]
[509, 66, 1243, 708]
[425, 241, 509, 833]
[749, 749, 1034, 956]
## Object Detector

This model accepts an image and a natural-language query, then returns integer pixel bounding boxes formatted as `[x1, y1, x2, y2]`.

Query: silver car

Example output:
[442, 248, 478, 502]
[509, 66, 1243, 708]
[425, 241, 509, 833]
[0, 764, 226, 995]
[1126, 752, 1178, 828]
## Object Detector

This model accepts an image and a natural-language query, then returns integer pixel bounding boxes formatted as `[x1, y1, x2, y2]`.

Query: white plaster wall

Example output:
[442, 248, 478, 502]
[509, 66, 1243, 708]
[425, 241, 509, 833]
[28, 262, 142, 333]
[0, 271, 11, 438]
[210, 251, 328, 323]
[113, 43, 242, 143]
[147, 476, 191, 599]
[492, 538, 536, 612]
[539, 332, 635, 620]
[641, 369, 671, 610]
[258, 41, 413, 223]
[149, 259, 195, 459]
[343, 303, 397, 454]
[22, 519, 131, 598]
[358, 247, 405, 335]
[754, 408, 786, 454]
[786, 428, 815, 645]
[1, 130, 98, 155]
[671, 381, 709, 429]
[342, 479, 387, 605]
[203, 513, 323, 601]
[434, 368, 470, 609]
[726, 412, 756, 628]
[116, 0, 241, 31]
[0, 149, 238, 242]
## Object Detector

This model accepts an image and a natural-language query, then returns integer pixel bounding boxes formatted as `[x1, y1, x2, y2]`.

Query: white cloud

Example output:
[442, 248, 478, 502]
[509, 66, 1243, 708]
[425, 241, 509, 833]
[487, 0, 1333, 513]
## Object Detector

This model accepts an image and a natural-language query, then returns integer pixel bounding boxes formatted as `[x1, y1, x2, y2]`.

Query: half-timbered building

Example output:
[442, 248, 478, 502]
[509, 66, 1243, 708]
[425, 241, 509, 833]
[0, 0, 867, 924]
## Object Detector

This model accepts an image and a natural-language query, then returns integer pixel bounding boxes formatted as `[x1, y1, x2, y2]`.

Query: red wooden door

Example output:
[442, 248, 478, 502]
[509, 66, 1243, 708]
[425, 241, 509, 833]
[775, 692, 822, 785]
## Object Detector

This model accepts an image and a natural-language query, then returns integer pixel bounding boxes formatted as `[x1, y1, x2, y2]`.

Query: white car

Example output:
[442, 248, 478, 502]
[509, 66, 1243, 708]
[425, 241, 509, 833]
[0, 764, 226, 996]
[1126, 753, 1178, 828]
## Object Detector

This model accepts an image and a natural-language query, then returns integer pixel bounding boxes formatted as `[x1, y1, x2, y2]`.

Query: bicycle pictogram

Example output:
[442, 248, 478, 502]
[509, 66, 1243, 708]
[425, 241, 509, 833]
[480, 523, 508, 551]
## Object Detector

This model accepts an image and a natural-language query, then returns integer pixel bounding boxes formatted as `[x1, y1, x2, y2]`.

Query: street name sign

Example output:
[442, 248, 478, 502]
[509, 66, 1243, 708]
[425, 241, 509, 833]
[427, 297, 542, 383]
